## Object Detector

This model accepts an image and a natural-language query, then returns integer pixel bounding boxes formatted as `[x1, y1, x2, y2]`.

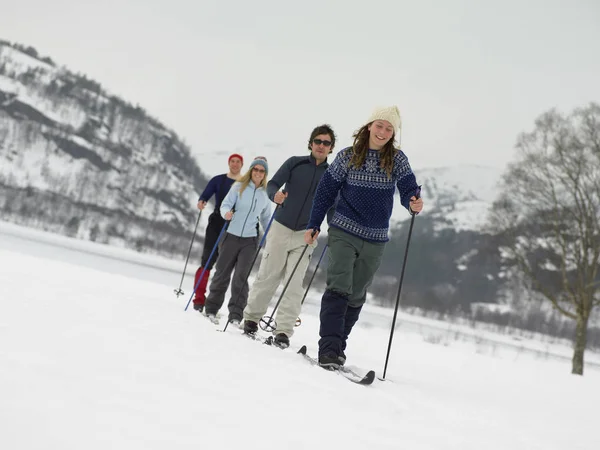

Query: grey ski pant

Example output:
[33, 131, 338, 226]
[204, 233, 258, 321]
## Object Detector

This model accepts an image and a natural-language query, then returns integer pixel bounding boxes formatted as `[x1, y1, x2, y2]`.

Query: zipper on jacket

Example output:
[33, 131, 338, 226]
[240, 187, 257, 237]
[295, 162, 318, 229]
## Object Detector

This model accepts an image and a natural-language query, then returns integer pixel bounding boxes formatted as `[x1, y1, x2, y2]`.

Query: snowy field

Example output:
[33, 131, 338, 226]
[0, 221, 597, 450]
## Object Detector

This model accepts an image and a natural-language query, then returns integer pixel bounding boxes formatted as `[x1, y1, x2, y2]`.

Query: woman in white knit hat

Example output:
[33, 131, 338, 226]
[304, 106, 424, 367]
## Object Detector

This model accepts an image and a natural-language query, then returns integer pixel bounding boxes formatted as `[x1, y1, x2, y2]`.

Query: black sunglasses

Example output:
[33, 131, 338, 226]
[252, 167, 266, 173]
[312, 138, 332, 147]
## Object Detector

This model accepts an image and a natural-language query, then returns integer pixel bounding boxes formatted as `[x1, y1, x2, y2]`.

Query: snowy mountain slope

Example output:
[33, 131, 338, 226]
[391, 164, 504, 231]
[0, 41, 210, 256]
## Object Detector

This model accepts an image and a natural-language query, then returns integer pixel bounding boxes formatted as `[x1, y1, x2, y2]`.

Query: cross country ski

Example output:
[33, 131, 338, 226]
[297, 345, 375, 385]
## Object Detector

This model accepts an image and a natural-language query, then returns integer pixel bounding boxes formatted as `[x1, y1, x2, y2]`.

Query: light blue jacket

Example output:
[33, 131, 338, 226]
[220, 181, 273, 238]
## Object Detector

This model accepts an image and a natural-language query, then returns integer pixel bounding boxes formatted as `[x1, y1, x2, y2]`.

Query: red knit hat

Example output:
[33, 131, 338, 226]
[228, 153, 244, 164]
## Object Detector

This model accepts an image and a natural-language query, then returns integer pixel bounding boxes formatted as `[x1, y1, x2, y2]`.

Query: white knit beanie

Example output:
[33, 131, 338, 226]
[367, 106, 402, 132]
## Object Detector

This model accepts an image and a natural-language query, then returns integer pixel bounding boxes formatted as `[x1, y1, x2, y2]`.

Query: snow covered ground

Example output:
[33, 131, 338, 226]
[0, 221, 597, 449]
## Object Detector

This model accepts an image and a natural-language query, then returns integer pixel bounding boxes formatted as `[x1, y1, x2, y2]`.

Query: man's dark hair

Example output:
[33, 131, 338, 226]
[307, 124, 336, 153]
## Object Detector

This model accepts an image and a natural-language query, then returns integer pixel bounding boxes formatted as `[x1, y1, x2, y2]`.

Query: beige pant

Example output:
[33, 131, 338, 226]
[243, 220, 316, 337]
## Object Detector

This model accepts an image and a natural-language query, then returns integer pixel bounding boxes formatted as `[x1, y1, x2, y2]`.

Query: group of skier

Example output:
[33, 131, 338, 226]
[189, 106, 424, 367]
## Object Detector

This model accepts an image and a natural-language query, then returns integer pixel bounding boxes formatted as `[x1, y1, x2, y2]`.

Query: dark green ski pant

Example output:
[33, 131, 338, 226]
[318, 226, 386, 356]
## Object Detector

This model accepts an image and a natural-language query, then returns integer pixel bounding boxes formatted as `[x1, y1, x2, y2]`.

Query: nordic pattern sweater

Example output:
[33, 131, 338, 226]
[307, 147, 420, 242]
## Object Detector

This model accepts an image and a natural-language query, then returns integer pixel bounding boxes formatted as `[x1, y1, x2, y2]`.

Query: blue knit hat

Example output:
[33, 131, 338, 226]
[250, 157, 268, 174]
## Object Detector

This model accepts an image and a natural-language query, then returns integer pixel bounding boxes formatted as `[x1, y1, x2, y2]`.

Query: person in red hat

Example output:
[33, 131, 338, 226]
[192, 153, 244, 312]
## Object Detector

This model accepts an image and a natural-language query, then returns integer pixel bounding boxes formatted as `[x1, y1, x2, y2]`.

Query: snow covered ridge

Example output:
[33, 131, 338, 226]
[0, 41, 211, 257]
[389, 164, 504, 232]
[0, 42, 57, 79]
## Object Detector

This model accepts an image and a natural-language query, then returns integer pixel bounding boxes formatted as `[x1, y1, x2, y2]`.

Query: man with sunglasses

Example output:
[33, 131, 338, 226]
[243, 125, 336, 348]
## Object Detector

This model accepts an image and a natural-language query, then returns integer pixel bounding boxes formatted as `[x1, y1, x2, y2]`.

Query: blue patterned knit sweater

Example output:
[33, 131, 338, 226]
[307, 147, 420, 242]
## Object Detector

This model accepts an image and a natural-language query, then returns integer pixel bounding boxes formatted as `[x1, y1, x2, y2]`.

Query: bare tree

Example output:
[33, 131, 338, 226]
[488, 103, 600, 375]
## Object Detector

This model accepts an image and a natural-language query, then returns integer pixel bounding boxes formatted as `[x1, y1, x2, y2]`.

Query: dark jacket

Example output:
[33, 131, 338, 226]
[267, 154, 332, 231]
[198, 174, 236, 215]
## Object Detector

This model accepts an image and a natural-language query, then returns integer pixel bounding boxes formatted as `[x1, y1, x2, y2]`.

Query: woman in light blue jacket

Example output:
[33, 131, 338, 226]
[204, 157, 273, 325]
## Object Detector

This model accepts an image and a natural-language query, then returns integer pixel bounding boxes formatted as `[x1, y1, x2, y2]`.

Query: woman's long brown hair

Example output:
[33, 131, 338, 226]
[348, 123, 398, 178]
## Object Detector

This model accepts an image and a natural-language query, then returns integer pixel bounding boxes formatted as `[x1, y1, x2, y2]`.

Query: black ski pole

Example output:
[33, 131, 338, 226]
[221, 205, 280, 332]
[174, 210, 202, 298]
[295, 243, 328, 327]
[382, 206, 418, 380]
[260, 229, 317, 332]
[184, 220, 229, 312]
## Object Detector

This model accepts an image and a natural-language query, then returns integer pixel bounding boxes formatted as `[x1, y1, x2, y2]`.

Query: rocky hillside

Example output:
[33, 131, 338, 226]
[0, 40, 210, 256]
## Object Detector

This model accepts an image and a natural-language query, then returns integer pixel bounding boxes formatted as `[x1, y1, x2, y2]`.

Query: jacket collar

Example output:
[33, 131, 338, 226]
[308, 153, 329, 168]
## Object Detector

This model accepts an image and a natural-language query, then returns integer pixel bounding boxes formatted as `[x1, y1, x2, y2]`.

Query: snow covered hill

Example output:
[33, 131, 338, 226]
[390, 164, 503, 231]
[0, 41, 210, 256]
[0, 225, 597, 450]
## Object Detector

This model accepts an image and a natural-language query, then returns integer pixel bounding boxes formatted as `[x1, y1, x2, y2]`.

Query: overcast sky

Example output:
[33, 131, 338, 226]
[1, 0, 599, 174]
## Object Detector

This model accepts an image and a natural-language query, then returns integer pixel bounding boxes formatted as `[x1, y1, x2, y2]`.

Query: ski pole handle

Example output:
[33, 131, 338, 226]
[409, 186, 422, 216]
